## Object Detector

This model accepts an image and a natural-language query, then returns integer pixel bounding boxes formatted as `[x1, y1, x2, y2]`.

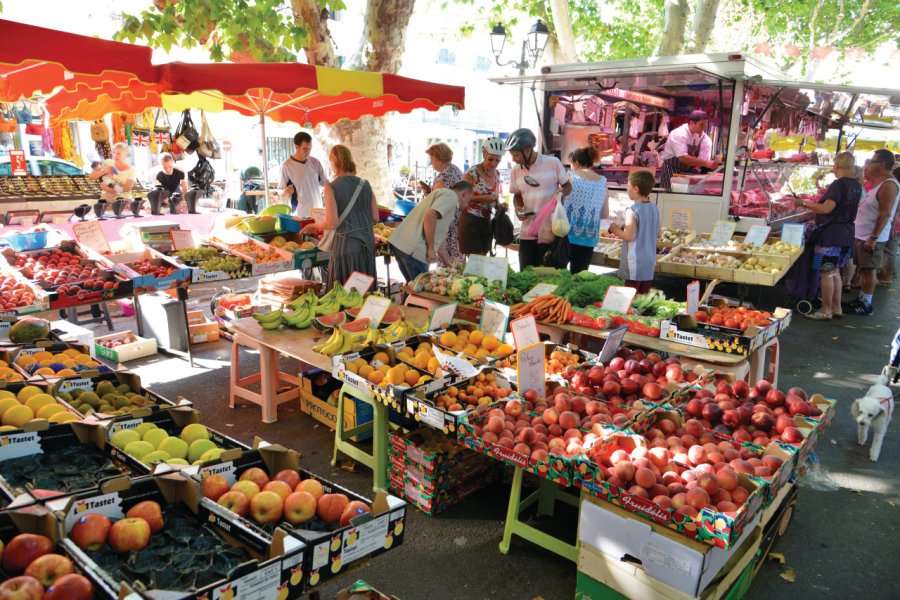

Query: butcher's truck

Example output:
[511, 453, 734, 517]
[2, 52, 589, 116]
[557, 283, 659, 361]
[491, 52, 900, 236]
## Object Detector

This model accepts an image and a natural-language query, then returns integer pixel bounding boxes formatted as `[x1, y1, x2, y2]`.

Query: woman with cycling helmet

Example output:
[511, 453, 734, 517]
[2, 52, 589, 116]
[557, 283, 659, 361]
[459, 137, 504, 256]
[507, 128, 572, 270]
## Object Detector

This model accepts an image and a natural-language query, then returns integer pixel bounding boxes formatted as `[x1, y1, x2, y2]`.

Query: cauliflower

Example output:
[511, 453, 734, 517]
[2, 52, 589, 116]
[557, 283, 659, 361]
[449, 278, 466, 297]
[468, 283, 485, 301]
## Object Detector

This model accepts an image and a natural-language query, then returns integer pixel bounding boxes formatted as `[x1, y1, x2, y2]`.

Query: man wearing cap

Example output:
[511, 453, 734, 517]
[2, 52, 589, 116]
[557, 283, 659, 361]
[658, 110, 721, 189]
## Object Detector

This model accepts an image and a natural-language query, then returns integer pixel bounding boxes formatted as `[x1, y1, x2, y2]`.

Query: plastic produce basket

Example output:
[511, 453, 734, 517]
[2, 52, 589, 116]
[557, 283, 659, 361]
[4, 231, 49, 251]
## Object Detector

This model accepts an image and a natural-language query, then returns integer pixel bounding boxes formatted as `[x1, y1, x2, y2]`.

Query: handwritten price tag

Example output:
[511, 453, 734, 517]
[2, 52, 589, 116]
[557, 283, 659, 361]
[72, 221, 111, 254]
[707, 220, 736, 247]
[464, 254, 486, 276]
[483, 256, 508, 289]
[510, 315, 540, 350]
[600, 285, 637, 314]
[479, 300, 510, 340]
[743, 225, 771, 248]
[428, 302, 457, 331]
[686, 280, 700, 316]
[169, 229, 196, 251]
[780, 223, 805, 247]
[357, 295, 391, 328]
[597, 325, 629, 365]
[516, 343, 546, 397]
[432, 346, 479, 379]
[670, 208, 692, 230]
[343, 272, 375, 295]
[523, 283, 558, 302]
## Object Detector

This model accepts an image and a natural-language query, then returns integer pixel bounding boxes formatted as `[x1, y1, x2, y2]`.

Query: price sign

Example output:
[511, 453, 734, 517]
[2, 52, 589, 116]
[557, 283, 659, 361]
[686, 280, 700, 316]
[743, 225, 771, 248]
[9, 150, 26, 176]
[483, 256, 508, 289]
[533, 267, 558, 277]
[428, 302, 457, 331]
[169, 229, 196, 251]
[432, 346, 479, 378]
[780, 223, 805, 247]
[357, 295, 391, 328]
[464, 254, 486, 276]
[510, 315, 540, 350]
[343, 272, 375, 295]
[700, 279, 719, 306]
[516, 343, 546, 398]
[479, 299, 510, 340]
[523, 283, 558, 302]
[72, 221, 110, 254]
[311, 208, 326, 224]
[707, 220, 736, 247]
[600, 285, 637, 314]
[597, 325, 629, 365]
[670, 208, 692, 230]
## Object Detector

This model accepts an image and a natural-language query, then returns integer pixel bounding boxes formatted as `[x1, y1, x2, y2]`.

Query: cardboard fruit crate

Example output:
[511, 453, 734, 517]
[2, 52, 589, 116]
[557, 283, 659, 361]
[94, 330, 158, 363]
[333, 346, 431, 411]
[190, 446, 407, 590]
[186, 310, 220, 344]
[110, 248, 192, 294]
[51, 474, 308, 600]
[402, 370, 512, 435]
[50, 371, 190, 421]
[2, 340, 97, 381]
[0, 378, 84, 425]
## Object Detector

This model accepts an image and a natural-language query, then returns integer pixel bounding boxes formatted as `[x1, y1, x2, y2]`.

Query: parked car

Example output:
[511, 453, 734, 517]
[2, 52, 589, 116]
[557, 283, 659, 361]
[0, 156, 87, 176]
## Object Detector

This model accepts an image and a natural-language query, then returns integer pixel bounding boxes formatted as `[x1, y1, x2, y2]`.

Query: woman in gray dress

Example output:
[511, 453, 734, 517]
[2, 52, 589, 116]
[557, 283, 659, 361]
[318, 145, 378, 288]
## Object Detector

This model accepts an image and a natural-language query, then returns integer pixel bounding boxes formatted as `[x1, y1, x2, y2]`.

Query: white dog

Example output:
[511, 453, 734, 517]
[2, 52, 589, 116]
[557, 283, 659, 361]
[851, 367, 895, 462]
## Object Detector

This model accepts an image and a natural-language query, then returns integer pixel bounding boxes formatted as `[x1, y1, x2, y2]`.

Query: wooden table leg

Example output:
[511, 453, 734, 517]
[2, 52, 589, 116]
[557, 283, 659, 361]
[229, 336, 240, 409]
[258, 345, 280, 423]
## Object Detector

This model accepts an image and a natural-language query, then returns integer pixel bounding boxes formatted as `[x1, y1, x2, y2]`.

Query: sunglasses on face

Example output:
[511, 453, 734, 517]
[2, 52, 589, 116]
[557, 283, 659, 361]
[523, 175, 540, 187]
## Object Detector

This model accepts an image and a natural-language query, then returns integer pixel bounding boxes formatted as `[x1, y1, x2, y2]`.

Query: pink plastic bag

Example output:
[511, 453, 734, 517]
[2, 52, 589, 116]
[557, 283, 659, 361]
[526, 198, 557, 239]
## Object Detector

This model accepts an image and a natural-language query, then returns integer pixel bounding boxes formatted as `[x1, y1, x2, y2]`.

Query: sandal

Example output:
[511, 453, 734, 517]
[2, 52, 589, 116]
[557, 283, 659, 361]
[803, 311, 832, 321]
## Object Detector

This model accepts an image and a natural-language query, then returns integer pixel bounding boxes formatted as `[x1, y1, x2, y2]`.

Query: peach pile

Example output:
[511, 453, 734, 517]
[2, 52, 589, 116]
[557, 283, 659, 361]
[433, 372, 511, 411]
[562, 348, 689, 406]
[129, 259, 177, 278]
[202, 467, 371, 528]
[0, 274, 38, 309]
[534, 387, 648, 431]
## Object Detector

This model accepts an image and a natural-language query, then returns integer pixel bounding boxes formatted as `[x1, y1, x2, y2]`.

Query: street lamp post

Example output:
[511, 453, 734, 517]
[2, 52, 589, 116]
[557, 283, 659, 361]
[490, 19, 550, 128]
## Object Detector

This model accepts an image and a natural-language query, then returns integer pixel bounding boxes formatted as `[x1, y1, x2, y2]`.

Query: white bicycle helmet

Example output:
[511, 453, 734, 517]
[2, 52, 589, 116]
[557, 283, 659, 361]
[482, 137, 505, 156]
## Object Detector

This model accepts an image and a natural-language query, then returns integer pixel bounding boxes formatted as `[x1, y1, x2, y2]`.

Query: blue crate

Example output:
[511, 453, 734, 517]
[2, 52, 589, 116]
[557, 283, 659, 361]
[5, 231, 48, 251]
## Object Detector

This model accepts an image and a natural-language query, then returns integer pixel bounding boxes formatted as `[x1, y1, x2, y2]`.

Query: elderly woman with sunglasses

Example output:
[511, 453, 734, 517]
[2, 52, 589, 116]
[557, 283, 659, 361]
[458, 137, 505, 256]
[506, 128, 572, 270]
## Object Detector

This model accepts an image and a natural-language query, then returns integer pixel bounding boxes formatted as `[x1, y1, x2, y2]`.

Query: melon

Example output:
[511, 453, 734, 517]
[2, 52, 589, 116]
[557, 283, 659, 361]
[380, 307, 402, 325]
[8, 317, 51, 344]
[314, 312, 346, 331]
[339, 318, 371, 333]
[345, 307, 362, 319]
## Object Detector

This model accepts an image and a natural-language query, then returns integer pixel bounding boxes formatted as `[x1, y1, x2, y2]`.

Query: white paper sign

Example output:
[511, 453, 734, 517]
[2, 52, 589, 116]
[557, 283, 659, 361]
[523, 283, 558, 302]
[357, 295, 391, 328]
[428, 302, 457, 331]
[598, 325, 629, 365]
[432, 345, 479, 378]
[343, 271, 375, 295]
[707, 220, 736, 247]
[464, 255, 486, 276]
[311, 208, 326, 224]
[600, 285, 637, 314]
[483, 256, 508, 289]
[72, 221, 110, 254]
[510, 315, 540, 350]
[743, 225, 771, 248]
[780, 223, 805, 247]
[516, 343, 546, 397]
[700, 279, 719, 306]
[479, 300, 510, 340]
[169, 229, 196, 251]
[670, 208, 692, 230]
[686, 280, 700, 316]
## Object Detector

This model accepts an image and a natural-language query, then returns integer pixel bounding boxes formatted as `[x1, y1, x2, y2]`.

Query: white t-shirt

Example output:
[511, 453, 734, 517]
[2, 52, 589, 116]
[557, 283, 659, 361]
[855, 177, 900, 243]
[389, 189, 459, 264]
[658, 123, 712, 161]
[279, 155, 327, 217]
[509, 154, 570, 241]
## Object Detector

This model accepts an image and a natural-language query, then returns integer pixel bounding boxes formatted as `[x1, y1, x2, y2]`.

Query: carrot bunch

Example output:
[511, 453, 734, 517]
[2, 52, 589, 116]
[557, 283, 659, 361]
[510, 294, 573, 324]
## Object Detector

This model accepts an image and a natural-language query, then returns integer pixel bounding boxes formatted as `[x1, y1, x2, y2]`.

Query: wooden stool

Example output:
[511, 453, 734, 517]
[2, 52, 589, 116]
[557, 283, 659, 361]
[332, 383, 390, 492]
[65, 303, 114, 331]
[229, 332, 300, 423]
[749, 338, 780, 387]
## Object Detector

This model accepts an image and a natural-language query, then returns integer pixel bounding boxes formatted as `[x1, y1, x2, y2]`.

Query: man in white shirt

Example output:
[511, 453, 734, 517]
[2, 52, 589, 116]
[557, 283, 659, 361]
[658, 110, 720, 188]
[279, 132, 327, 216]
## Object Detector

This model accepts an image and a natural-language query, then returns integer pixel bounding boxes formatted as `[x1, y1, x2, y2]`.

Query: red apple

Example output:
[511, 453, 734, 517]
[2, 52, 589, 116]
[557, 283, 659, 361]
[126, 501, 164, 534]
[340, 500, 372, 527]
[24, 554, 73, 588]
[274, 469, 301, 489]
[250, 490, 284, 524]
[239, 467, 270, 489]
[2, 533, 54, 574]
[283, 491, 318, 525]
[43, 573, 94, 600]
[781, 427, 804, 444]
[217, 490, 251, 517]
[787, 386, 807, 401]
[201, 474, 230, 502]
[0, 576, 44, 600]
[108, 518, 151, 553]
[230, 480, 261, 501]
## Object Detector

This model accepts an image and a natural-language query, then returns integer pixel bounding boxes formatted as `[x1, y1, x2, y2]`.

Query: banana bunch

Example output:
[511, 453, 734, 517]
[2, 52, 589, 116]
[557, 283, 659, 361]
[312, 327, 369, 357]
[253, 309, 284, 330]
[283, 296, 315, 329]
[314, 284, 343, 316]
[381, 318, 426, 342]
[341, 288, 364, 309]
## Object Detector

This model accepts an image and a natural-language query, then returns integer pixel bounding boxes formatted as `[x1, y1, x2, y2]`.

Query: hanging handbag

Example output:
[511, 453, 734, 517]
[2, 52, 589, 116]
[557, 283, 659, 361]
[154, 109, 173, 152]
[546, 234, 571, 269]
[319, 179, 364, 252]
[491, 205, 515, 247]
[197, 111, 221, 159]
[91, 119, 110, 143]
[174, 109, 199, 152]
[95, 140, 112, 160]
[188, 156, 216, 189]
[0, 105, 17, 133]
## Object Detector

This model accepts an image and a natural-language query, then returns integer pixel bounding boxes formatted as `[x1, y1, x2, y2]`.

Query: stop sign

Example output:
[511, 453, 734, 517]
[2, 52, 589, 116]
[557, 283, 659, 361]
[222, 140, 232, 151]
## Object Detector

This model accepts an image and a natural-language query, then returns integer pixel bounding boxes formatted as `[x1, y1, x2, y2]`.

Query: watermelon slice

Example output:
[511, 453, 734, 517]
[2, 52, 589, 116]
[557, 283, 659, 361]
[340, 318, 371, 333]
[314, 312, 346, 331]
[380, 306, 403, 325]
[345, 307, 362, 319]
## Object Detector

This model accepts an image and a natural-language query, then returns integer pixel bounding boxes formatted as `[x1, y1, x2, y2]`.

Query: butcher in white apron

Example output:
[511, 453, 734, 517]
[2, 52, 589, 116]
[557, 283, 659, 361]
[658, 110, 720, 189]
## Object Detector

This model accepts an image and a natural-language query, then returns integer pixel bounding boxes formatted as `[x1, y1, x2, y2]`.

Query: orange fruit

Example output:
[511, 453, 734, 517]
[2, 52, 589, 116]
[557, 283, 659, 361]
[482, 335, 500, 351]
[404, 370, 420, 386]
[494, 343, 515, 357]
[358, 365, 374, 379]
[463, 344, 479, 356]
[367, 371, 385, 385]
[373, 351, 390, 365]
[439, 331, 457, 347]
[469, 330, 484, 346]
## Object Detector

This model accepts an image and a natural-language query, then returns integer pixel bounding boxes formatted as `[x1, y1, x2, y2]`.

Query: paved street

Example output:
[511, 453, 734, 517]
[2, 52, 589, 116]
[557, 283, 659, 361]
[122, 276, 899, 599]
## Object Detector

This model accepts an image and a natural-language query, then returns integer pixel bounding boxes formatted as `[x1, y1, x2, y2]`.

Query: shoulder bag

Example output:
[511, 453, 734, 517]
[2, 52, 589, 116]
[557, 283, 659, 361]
[174, 109, 199, 152]
[319, 179, 365, 252]
[197, 111, 222, 159]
